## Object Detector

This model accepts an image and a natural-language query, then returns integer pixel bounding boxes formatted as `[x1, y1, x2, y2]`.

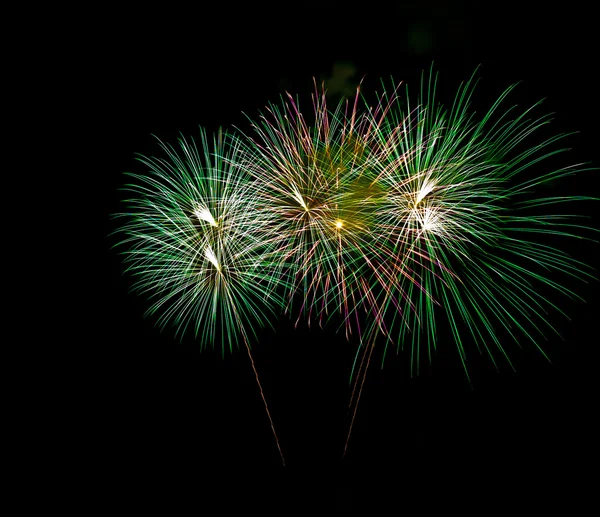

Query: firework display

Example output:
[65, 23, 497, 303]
[114, 69, 597, 463]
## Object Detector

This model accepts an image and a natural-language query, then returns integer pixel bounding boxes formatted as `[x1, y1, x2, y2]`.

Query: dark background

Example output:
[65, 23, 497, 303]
[77, 0, 599, 511]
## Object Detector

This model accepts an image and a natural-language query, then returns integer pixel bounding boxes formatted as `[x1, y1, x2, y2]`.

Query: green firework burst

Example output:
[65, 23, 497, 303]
[357, 69, 598, 380]
[113, 128, 284, 354]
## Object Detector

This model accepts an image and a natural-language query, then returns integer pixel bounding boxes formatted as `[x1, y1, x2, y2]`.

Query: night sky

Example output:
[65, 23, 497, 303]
[89, 1, 599, 511]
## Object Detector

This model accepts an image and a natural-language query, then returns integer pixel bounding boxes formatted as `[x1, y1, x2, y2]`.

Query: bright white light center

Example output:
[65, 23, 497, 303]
[204, 246, 221, 271]
[291, 185, 309, 211]
[419, 207, 440, 232]
[195, 206, 218, 227]
[415, 179, 435, 205]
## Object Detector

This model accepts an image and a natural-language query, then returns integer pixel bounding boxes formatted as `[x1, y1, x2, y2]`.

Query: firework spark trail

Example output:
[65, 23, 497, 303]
[344, 335, 378, 458]
[236, 306, 286, 466]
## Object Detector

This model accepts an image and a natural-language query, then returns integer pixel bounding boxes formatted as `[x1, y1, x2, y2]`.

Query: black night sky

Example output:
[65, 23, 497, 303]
[86, 1, 600, 511]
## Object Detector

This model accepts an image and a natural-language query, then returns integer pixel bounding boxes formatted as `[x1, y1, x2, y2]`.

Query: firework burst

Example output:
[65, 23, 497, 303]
[237, 82, 417, 341]
[113, 128, 286, 463]
[114, 129, 284, 350]
[368, 70, 597, 376]
[342, 69, 598, 453]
